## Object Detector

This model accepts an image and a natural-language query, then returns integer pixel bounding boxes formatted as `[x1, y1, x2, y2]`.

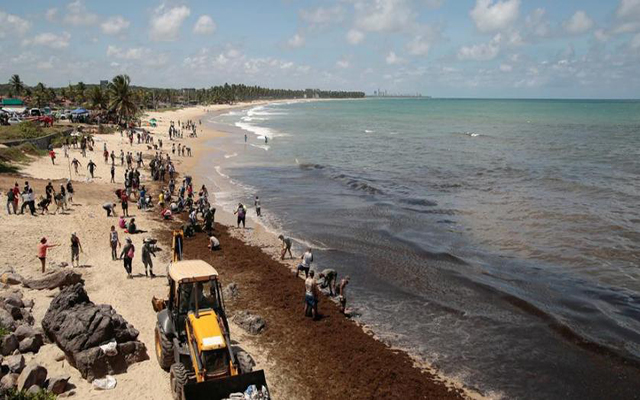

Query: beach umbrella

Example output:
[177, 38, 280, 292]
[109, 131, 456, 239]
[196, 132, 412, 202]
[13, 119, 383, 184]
[71, 108, 88, 114]
[149, 118, 157, 122]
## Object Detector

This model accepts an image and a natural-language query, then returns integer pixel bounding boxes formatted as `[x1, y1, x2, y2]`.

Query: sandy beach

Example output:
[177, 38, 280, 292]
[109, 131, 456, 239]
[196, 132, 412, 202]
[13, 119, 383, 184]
[0, 103, 479, 399]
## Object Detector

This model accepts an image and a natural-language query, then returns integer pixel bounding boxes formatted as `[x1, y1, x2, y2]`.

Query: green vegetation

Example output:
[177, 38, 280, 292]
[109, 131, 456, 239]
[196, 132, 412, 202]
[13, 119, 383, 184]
[0, 324, 9, 338]
[0, 74, 365, 114]
[5, 388, 57, 400]
[0, 122, 67, 141]
[0, 143, 47, 173]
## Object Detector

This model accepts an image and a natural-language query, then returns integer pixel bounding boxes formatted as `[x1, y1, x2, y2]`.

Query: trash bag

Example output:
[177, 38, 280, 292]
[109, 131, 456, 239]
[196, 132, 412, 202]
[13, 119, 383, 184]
[93, 375, 117, 390]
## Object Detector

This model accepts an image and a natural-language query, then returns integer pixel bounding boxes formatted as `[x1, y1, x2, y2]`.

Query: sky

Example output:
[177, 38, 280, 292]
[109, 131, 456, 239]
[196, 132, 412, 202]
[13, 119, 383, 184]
[1, 0, 640, 98]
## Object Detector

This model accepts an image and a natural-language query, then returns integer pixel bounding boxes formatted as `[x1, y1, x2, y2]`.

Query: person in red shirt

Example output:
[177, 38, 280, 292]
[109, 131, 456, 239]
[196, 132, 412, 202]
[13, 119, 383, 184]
[12, 183, 19, 213]
[49, 150, 56, 165]
[37, 237, 59, 273]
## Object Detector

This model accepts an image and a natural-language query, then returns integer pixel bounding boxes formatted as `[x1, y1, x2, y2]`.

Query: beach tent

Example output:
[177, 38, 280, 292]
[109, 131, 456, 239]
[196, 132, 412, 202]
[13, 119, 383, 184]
[149, 118, 157, 122]
[71, 108, 89, 115]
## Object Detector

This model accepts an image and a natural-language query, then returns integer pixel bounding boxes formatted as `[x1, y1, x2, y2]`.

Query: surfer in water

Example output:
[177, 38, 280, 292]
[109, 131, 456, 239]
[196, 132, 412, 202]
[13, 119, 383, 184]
[265, 136, 268, 144]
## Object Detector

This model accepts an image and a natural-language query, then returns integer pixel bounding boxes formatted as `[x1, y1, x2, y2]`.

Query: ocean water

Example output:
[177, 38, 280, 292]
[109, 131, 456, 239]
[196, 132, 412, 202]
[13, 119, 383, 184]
[203, 99, 640, 399]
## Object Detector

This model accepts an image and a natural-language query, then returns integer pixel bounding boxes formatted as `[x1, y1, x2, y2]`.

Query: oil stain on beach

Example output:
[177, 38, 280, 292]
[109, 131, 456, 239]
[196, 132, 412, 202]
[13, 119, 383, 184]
[203, 98, 640, 399]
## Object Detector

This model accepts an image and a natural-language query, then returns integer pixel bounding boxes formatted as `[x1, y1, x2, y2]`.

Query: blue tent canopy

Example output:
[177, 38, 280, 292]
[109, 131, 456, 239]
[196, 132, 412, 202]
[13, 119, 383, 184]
[71, 108, 88, 114]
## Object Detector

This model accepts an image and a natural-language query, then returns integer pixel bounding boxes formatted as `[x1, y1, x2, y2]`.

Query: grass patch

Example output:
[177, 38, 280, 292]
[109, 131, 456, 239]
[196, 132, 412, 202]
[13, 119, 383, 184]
[0, 122, 67, 141]
[0, 142, 47, 173]
[0, 324, 9, 339]
[5, 388, 57, 400]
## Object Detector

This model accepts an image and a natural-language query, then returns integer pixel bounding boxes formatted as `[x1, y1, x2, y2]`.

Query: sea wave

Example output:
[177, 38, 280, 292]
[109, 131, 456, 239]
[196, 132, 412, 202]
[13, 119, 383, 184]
[332, 173, 384, 195]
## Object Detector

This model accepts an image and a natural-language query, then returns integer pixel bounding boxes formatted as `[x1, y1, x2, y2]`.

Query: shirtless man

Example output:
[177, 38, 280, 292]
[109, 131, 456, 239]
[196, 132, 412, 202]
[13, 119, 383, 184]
[304, 270, 319, 319]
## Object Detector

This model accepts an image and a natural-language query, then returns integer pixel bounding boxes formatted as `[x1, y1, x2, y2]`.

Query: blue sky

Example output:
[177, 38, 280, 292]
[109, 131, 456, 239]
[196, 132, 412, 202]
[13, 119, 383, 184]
[1, 0, 639, 98]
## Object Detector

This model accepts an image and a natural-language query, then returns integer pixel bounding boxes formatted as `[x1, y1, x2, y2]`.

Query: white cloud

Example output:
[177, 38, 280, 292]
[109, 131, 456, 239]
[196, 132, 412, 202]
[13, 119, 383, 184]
[458, 34, 502, 61]
[617, 0, 640, 19]
[470, 0, 520, 33]
[64, 0, 98, 26]
[287, 33, 305, 48]
[499, 63, 512, 72]
[150, 4, 191, 41]
[563, 11, 594, 35]
[107, 45, 169, 66]
[336, 58, 350, 68]
[346, 29, 365, 45]
[406, 35, 432, 56]
[385, 51, 405, 64]
[101, 16, 130, 35]
[594, 29, 610, 42]
[23, 32, 71, 49]
[354, 0, 415, 32]
[525, 8, 551, 37]
[0, 10, 31, 38]
[193, 15, 216, 35]
[45, 8, 58, 22]
[424, 0, 445, 9]
[107, 45, 149, 60]
[300, 6, 344, 27]
[631, 32, 640, 49]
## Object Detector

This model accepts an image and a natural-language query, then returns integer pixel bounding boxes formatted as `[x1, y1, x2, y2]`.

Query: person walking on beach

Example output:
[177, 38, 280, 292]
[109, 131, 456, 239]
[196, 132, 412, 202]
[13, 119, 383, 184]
[120, 238, 134, 279]
[297, 248, 314, 278]
[110, 165, 115, 183]
[71, 158, 81, 174]
[244, 134, 247, 143]
[6, 187, 15, 215]
[279, 235, 293, 260]
[11, 183, 19, 214]
[37, 237, 59, 273]
[141, 238, 156, 277]
[337, 276, 350, 314]
[110, 226, 121, 261]
[49, 149, 56, 164]
[70, 232, 83, 267]
[304, 270, 319, 319]
[87, 160, 97, 179]
[254, 196, 261, 217]
[234, 203, 247, 228]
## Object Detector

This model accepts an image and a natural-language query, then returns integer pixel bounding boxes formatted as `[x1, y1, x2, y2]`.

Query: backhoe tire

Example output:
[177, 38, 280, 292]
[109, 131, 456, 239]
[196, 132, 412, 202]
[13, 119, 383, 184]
[170, 363, 188, 400]
[155, 323, 174, 371]
[236, 350, 255, 374]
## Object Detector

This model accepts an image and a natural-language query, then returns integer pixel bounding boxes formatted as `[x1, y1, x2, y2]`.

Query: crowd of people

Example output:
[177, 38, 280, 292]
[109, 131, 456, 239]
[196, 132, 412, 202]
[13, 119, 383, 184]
[12, 117, 354, 321]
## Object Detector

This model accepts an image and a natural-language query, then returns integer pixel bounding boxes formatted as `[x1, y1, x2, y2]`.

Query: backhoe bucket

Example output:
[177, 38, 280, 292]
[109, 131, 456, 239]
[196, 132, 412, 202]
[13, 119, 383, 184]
[183, 370, 268, 400]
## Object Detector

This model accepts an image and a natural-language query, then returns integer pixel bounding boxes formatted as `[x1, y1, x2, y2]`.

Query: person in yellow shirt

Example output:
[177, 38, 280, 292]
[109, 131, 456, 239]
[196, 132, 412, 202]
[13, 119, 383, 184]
[158, 191, 165, 208]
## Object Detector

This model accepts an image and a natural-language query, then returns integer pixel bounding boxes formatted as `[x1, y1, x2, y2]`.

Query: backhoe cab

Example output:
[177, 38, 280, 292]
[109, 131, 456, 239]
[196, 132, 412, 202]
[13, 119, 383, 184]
[154, 260, 267, 400]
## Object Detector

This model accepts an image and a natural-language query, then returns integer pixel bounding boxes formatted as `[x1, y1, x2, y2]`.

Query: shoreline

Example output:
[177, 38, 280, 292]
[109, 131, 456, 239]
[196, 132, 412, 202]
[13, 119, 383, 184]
[0, 101, 480, 399]
[179, 103, 487, 399]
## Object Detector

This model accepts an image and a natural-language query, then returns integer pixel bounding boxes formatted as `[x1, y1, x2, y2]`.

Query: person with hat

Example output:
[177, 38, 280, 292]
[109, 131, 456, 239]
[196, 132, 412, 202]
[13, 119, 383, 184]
[120, 238, 135, 279]
[70, 232, 83, 267]
[141, 238, 156, 277]
[37, 237, 59, 273]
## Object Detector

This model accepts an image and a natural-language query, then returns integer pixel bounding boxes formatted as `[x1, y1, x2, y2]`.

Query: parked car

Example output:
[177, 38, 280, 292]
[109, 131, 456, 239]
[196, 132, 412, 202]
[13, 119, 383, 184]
[28, 109, 42, 117]
[7, 117, 22, 125]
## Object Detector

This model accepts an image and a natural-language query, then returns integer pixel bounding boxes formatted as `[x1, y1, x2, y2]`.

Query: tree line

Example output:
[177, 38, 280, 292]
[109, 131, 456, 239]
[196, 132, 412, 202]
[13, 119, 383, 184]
[3, 74, 365, 121]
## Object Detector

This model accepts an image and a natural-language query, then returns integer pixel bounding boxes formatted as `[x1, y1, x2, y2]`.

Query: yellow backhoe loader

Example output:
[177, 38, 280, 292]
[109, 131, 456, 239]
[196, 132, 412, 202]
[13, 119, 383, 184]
[153, 232, 268, 400]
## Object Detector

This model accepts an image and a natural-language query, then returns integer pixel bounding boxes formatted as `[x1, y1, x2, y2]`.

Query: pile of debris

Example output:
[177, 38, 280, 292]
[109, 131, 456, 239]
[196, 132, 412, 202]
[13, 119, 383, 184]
[41, 283, 147, 381]
[0, 288, 72, 396]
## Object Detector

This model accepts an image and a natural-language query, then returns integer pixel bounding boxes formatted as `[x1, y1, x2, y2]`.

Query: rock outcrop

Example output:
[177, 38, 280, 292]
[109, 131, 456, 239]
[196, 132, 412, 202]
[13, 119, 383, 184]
[23, 269, 83, 291]
[233, 310, 266, 335]
[42, 283, 148, 381]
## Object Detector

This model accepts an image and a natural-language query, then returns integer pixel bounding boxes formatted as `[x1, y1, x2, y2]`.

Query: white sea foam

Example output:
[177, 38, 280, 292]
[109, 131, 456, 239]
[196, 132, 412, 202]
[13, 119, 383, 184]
[224, 152, 238, 159]
[249, 143, 270, 151]
[364, 129, 374, 133]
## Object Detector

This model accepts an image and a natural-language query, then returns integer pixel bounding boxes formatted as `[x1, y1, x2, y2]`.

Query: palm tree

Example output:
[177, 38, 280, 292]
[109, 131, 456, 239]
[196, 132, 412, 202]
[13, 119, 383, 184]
[76, 81, 87, 103]
[34, 83, 46, 107]
[108, 74, 137, 124]
[9, 74, 24, 97]
[89, 86, 107, 110]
